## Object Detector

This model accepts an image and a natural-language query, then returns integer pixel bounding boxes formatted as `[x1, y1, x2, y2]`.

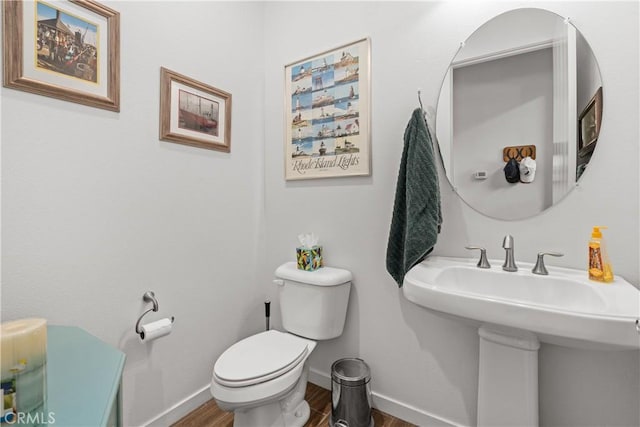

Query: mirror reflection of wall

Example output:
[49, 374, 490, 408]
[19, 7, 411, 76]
[436, 8, 602, 221]
[576, 32, 602, 179]
[453, 48, 553, 219]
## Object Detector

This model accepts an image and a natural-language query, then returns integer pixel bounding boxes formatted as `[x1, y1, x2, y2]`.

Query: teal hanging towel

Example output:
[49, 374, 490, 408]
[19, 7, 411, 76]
[386, 108, 442, 287]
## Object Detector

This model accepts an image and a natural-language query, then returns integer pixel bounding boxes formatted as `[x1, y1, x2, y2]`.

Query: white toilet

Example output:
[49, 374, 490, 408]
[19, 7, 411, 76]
[210, 262, 352, 427]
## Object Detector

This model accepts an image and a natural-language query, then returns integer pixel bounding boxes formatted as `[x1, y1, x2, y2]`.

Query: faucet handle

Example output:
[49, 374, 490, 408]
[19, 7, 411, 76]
[465, 246, 491, 269]
[532, 252, 564, 275]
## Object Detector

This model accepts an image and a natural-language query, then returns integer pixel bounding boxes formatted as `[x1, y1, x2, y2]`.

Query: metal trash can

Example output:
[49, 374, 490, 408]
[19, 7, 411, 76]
[330, 358, 373, 427]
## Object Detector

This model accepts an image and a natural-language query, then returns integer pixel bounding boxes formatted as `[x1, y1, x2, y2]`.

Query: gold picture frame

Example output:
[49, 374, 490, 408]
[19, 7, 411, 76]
[2, 0, 120, 111]
[159, 67, 232, 152]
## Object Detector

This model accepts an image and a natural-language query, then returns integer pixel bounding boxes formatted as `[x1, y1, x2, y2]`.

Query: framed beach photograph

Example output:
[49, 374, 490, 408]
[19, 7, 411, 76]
[159, 67, 232, 152]
[284, 38, 371, 180]
[2, 0, 120, 111]
[578, 86, 603, 157]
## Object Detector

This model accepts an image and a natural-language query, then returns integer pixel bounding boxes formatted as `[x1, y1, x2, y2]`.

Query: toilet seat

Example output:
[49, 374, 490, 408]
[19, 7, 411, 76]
[211, 331, 317, 411]
[214, 330, 309, 387]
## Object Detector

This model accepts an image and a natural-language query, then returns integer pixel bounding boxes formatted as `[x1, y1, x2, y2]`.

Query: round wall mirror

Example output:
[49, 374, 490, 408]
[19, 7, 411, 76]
[436, 8, 603, 220]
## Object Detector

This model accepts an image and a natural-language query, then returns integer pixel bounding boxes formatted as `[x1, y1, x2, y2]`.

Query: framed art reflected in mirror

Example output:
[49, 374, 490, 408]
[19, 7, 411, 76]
[578, 86, 603, 158]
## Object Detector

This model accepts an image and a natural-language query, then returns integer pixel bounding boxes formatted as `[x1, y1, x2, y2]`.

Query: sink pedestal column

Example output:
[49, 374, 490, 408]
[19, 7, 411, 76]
[477, 324, 540, 426]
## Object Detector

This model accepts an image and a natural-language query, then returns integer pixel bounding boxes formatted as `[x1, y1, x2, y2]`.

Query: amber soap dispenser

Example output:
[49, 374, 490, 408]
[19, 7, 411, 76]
[588, 226, 614, 283]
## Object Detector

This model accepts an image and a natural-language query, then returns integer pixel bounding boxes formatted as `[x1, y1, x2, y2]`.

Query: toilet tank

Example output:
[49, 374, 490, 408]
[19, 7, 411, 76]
[275, 262, 352, 340]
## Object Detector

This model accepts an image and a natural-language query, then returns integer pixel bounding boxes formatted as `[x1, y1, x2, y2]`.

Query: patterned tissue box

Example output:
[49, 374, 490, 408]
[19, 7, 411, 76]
[296, 246, 323, 271]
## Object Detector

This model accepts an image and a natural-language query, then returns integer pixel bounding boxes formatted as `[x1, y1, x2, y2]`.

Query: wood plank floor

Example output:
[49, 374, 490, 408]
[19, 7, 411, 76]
[173, 382, 415, 427]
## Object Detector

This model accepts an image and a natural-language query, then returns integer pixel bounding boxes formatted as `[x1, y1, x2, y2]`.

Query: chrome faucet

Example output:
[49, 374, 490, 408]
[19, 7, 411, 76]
[502, 234, 518, 272]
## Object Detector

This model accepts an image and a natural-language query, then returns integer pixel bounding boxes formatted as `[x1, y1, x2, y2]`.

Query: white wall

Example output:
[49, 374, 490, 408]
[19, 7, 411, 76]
[262, 1, 639, 426]
[454, 7, 559, 64]
[452, 48, 553, 219]
[1, 1, 265, 425]
[2, 1, 638, 426]
[576, 31, 602, 113]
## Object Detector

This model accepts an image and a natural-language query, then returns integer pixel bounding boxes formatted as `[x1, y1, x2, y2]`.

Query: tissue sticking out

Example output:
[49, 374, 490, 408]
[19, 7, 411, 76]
[298, 233, 319, 248]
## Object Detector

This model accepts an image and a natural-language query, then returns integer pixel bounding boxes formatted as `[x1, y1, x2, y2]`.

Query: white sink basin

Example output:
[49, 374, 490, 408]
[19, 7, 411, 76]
[403, 256, 640, 350]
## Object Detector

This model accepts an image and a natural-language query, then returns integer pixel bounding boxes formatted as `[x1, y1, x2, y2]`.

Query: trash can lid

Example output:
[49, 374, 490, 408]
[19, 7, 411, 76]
[331, 358, 371, 386]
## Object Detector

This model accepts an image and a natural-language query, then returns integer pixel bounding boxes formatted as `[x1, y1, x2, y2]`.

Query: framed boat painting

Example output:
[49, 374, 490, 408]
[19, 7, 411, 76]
[284, 38, 371, 180]
[2, 0, 120, 111]
[159, 67, 232, 152]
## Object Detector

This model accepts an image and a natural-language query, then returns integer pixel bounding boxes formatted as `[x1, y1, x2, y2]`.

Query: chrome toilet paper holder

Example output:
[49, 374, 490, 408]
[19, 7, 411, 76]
[135, 291, 175, 338]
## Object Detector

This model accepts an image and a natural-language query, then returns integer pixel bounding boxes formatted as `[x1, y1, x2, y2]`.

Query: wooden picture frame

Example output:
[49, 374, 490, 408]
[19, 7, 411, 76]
[578, 86, 603, 157]
[2, 0, 120, 111]
[159, 67, 231, 152]
[284, 38, 371, 180]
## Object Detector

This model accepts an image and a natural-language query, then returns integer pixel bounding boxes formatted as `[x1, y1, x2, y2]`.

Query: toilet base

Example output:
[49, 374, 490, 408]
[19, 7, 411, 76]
[283, 400, 310, 427]
[231, 365, 311, 427]
[233, 400, 309, 427]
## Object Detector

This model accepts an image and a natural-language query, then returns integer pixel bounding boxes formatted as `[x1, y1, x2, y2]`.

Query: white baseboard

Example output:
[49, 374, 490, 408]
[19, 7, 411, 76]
[308, 368, 459, 427]
[308, 367, 333, 389]
[141, 383, 212, 427]
[141, 370, 461, 427]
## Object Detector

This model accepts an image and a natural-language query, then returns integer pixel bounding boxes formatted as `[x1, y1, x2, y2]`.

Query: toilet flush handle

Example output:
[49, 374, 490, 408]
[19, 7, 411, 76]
[273, 279, 285, 286]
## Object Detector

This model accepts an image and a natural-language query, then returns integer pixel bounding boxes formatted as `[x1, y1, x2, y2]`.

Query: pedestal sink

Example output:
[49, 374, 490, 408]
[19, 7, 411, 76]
[402, 256, 640, 426]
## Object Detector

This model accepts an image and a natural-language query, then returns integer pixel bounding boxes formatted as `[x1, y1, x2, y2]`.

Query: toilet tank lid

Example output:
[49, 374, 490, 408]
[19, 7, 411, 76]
[275, 262, 352, 286]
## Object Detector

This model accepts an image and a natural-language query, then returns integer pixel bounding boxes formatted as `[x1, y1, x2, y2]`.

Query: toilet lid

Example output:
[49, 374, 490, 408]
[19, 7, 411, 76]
[214, 330, 309, 387]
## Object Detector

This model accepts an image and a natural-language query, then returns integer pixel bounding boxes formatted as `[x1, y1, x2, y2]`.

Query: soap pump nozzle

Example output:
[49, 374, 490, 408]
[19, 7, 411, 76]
[591, 226, 607, 238]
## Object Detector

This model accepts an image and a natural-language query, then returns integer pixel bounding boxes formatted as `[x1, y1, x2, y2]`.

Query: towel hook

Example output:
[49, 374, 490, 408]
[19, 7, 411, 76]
[417, 89, 424, 111]
[135, 291, 174, 337]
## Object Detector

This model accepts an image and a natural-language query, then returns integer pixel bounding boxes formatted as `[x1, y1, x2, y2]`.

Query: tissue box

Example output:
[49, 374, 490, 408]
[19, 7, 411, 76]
[296, 246, 323, 271]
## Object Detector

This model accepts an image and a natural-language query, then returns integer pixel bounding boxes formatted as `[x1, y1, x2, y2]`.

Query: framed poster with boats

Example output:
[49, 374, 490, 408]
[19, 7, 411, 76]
[159, 67, 232, 152]
[2, 0, 120, 111]
[284, 38, 371, 180]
